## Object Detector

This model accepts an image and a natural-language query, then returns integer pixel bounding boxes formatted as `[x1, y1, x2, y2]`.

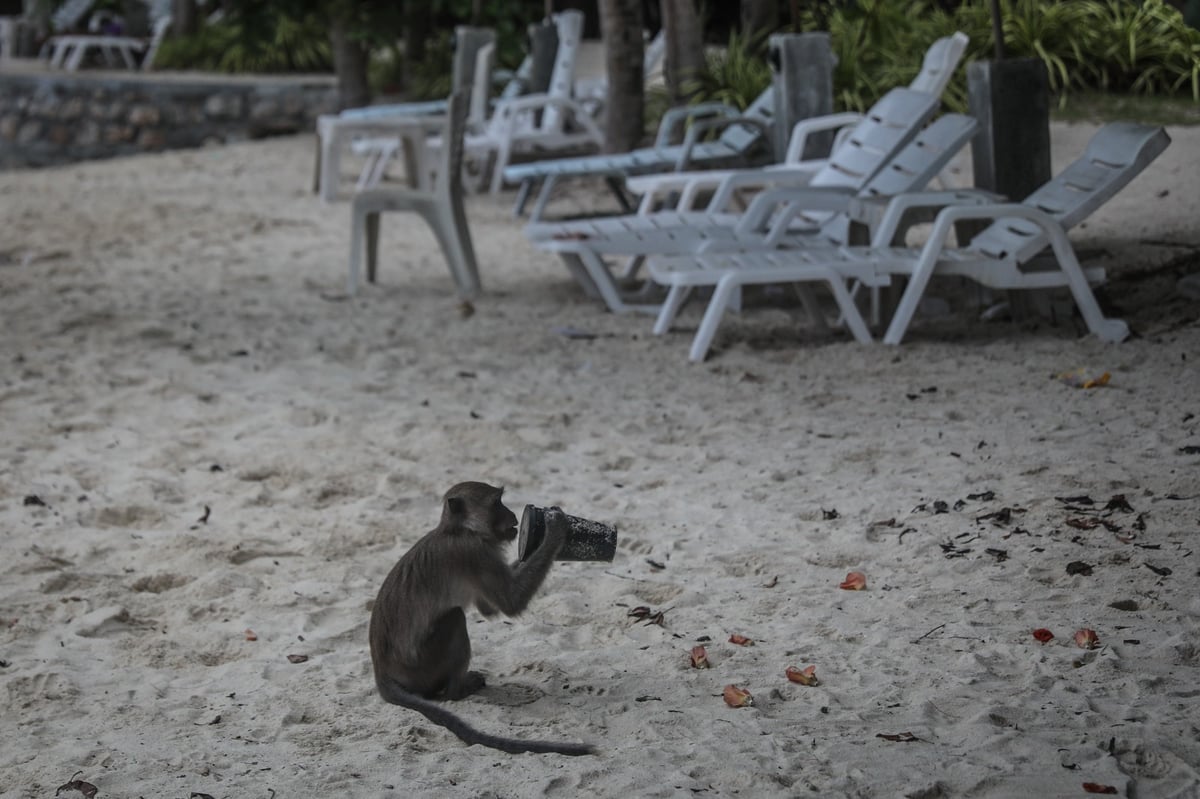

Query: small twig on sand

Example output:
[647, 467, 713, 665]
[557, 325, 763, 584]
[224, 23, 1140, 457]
[911, 623, 946, 644]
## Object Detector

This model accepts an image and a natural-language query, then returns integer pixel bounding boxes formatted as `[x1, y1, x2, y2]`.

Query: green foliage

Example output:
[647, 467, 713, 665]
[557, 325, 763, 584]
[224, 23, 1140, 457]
[683, 29, 774, 111]
[685, 0, 1200, 115]
[395, 33, 456, 101]
[154, 10, 333, 73]
[427, 0, 545, 69]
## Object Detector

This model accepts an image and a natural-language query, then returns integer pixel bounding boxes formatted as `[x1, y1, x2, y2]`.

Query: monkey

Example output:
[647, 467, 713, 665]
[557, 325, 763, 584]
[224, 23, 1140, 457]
[368, 481, 595, 756]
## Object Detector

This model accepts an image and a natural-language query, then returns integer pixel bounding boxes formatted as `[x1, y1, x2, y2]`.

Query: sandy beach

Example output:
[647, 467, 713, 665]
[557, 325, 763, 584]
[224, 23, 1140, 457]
[1, 121, 1198, 798]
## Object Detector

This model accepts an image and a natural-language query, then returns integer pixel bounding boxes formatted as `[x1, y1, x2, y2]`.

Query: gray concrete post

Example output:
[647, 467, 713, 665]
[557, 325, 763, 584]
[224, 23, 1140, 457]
[452, 26, 496, 91]
[968, 57, 1057, 320]
[768, 32, 835, 162]
[967, 57, 1051, 201]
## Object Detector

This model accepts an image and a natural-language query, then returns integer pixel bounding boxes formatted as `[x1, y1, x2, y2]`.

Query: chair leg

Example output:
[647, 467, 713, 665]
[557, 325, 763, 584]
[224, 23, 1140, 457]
[513, 179, 534, 217]
[319, 129, 342, 203]
[421, 206, 482, 298]
[883, 254, 939, 345]
[348, 202, 365, 294]
[822, 273, 874, 343]
[690, 276, 740, 362]
[489, 141, 513, 195]
[604, 176, 635, 212]
[653, 285, 692, 335]
[575, 250, 660, 314]
[312, 137, 322, 194]
[1045, 234, 1131, 343]
[530, 175, 558, 222]
[365, 211, 381, 284]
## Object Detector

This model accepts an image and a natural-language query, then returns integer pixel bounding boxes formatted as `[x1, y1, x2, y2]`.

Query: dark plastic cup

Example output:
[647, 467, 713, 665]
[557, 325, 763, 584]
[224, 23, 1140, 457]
[518, 504, 617, 562]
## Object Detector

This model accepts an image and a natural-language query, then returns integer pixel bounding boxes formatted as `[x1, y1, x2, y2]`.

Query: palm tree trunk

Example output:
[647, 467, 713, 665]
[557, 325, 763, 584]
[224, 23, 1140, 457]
[598, 0, 645, 153]
[331, 18, 371, 110]
[661, 0, 704, 105]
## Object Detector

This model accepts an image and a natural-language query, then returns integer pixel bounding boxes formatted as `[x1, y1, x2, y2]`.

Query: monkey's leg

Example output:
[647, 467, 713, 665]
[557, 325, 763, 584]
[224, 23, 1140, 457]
[426, 607, 486, 699]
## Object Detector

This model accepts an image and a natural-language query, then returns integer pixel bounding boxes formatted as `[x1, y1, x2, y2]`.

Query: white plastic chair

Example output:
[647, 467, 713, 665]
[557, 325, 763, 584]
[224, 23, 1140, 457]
[646, 122, 1170, 360]
[436, 10, 602, 195]
[42, 13, 172, 71]
[626, 32, 970, 212]
[522, 88, 952, 314]
[348, 90, 480, 298]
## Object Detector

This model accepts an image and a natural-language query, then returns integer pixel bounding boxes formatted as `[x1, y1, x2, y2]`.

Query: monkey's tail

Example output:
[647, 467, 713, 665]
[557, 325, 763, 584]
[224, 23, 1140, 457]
[377, 678, 595, 756]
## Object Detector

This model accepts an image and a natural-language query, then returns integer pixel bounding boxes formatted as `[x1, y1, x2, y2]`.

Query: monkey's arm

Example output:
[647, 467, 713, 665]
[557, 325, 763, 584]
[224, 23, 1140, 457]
[475, 599, 498, 616]
[474, 512, 566, 617]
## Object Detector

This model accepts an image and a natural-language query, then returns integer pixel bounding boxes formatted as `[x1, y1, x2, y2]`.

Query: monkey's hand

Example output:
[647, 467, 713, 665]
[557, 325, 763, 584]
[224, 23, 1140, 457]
[541, 507, 569, 557]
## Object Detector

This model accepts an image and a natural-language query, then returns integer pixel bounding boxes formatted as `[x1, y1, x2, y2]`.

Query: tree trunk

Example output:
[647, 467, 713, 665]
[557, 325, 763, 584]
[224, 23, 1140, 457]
[739, 0, 777, 47]
[660, 0, 703, 106]
[599, 0, 645, 153]
[403, 1, 431, 90]
[331, 18, 371, 110]
[171, 0, 198, 38]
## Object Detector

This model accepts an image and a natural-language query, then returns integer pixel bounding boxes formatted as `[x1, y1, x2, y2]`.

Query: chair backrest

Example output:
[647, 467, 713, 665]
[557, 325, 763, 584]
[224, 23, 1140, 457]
[468, 42, 496, 131]
[718, 86, 776, 155]
[437, 88, 471, 203]
[451, 26, 495, 91]
[813, 112, 978, 243]
[859, 113, 978, 198]
[967, 122, 1171, 262]
[908, 32, 969, 96]
[808, 87, 941, 192]
[541, 10, 584, 131]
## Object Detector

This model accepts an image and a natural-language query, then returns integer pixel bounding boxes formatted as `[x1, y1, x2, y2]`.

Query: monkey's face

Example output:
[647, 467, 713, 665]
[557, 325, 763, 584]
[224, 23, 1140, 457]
[490, 493, 519, 543]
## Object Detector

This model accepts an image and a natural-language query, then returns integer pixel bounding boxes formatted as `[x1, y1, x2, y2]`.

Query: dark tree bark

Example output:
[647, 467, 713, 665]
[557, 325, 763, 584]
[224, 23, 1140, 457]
[739, 0, 777, 45]
[331, 17, 371, 110]
[403, 1, 431, 80]
[171, 0, 198, 37]
[660, 0, 703, 105]
[599, 0, 645, 153]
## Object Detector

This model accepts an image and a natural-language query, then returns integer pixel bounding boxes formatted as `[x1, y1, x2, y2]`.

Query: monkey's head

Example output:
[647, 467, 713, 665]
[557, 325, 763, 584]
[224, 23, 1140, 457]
[441, 481, 519, 543]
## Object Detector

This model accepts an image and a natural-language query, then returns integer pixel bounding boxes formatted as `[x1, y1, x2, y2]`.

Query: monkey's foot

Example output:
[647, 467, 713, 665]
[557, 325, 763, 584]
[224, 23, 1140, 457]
[445, 670, 486, 699]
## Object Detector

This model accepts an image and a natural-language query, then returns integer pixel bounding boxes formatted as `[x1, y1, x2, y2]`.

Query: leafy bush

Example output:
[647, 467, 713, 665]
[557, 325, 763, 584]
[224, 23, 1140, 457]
[683, 0, 1200, 114]
[154, 12, 332, 73]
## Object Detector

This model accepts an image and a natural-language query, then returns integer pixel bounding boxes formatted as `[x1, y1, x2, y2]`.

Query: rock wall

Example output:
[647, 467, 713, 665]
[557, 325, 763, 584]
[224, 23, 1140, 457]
[0, 67, 338, 168]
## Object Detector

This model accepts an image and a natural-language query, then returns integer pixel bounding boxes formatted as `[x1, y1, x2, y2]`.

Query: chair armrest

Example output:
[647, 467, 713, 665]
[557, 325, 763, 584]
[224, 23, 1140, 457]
[491, 95, 603, 141]
[705, 165, 825, 213]
[784, 112, 863, 163]
[866, 189, 1004, 246]
[676, 117, 770, 170]
[735, 185, 859, 242]
[654, 102, 738, 148]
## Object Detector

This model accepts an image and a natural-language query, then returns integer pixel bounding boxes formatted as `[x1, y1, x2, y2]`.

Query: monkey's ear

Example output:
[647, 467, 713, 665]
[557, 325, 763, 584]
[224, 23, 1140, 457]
[446, 496, 466, 518]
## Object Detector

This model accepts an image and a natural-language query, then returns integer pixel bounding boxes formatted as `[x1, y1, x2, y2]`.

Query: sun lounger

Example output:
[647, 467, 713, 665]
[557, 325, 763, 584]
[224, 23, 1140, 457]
[522, 89, 957, 314]
[646, 122, 1171, 360]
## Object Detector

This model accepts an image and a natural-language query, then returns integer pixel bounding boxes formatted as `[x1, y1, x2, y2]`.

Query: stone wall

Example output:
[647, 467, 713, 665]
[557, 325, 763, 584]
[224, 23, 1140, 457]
[0, 65, 338, 168]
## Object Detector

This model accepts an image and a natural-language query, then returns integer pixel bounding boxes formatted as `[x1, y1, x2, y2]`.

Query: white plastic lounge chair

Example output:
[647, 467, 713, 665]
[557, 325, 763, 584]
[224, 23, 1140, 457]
[626, 32, 970, 213]
[504, 85, 778, 220]
[315, 27, 499, 202]
[523, 89, 955, 314]
[646, 122, 1170, 360]
[432, 10, 602, 195]
[347, 89, 480, 298]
